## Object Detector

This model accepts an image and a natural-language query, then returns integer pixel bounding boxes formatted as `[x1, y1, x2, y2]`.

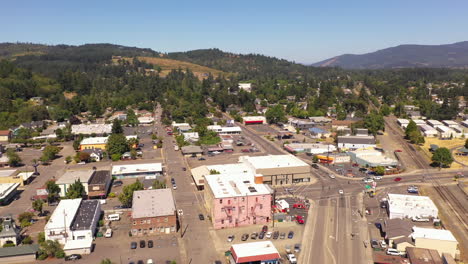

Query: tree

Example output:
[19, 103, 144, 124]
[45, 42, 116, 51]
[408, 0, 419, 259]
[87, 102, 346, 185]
[312, 155, 319, 163]
[77, 152, 91, 162]
[405, 120, 418, 139]
[38, 232, 45, 243]
[265, 105, 286, 124]
[21, 235, 33, 244]
[107, 134, 129, 156]
[32, 199, 44, 215]
[431, 147, 454, 168]
[375, 166, 385, 176]
[40, 145, 60, 163]
[100, 259, 113, 264]
[209, 169, 220, 174]
[408, 129, 424, 145]
[380, 104, 391, 116]
[126, 109, 139, 127]
[40, 240, 65, 259]
[65, 180, 85, 199]
[111, 119, 123, 134]
[152, 179, 166, 189]
[18, 212, 34, 227]
[118, 180, 144, 207]
[6, 149, 21, 167]
[46, 180, 60, 204]
[363, 111, 384, 135]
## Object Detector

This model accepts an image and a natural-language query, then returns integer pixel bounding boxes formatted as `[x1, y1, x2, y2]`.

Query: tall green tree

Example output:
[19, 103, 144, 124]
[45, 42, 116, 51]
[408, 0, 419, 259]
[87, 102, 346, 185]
[265, 105, 286, 124]
[65, 180, 85, 199]
[405, 120, 418, 139]
[111, 119, 123, 134]
[107, 134, 129, 156]
[118, 180, 144, 207]
[126, 109, 139, 127]
[40, 145, 60, 163]
[431, 147, 454, 168]
[32, 199, 44, 215]
[6, 149, 22, 167]
[363, 111, 384, 135]
[46, 180, 60, 204]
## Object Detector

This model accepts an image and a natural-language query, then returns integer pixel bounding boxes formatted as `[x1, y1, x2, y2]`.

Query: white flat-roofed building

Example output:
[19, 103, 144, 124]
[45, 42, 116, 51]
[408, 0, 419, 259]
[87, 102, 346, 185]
[349, 149, 398, 167]
[387, 194, 438, 219]
[45, 199, 81, 243]
[111, 163, 162, 179]
[411, 227, 458, 258]
[283, 143, 336, 154]
[436, 125, 458, 138]
[461, 120, 468, 128]
[413, 119, 427, 126]
[427, 120, 443, 127]
[71, 124, 112, 135]
[337, 136, 376, 150]
[0, 183, 20, 205]
[56, 170, 95, 197]
[182, 132, 199, 142]
[207, 125, 242, 135]
[238, 83, 252, 92]
[243, 116, 266, 125]
[138, 116, 154, 124]
[419, 125, 438, 137]
[190, 163, 251, 190]
[230, 241, 281, 264]
[79, 137, 108, 150]
[442, 120, 459, 128]
[397, 119, 410, 128]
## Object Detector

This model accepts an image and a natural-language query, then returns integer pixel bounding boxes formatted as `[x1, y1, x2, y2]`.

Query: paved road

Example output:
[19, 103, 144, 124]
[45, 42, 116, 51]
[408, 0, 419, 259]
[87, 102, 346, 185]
[154, 105, 220, 264]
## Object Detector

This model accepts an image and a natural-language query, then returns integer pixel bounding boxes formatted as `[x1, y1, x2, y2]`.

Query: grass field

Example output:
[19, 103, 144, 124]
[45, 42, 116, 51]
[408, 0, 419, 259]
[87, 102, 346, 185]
[114, 56, 230, 80]
[422, 137, 467, 168]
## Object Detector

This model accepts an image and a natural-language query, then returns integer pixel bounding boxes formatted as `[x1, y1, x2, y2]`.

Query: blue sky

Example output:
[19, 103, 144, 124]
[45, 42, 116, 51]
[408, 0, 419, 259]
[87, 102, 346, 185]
[1, 0, 467, 63]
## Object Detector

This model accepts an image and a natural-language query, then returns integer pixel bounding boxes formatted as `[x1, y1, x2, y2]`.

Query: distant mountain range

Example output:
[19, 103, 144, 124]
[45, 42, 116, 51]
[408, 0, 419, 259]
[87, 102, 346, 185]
[312, 41, 468, 69]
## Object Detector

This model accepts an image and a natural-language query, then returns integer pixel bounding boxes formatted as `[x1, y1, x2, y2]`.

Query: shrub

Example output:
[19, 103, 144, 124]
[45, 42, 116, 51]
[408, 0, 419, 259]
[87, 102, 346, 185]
[108, 192, 116, 198]
[111, 153, 121, 161]
[22, 236, 33, 244]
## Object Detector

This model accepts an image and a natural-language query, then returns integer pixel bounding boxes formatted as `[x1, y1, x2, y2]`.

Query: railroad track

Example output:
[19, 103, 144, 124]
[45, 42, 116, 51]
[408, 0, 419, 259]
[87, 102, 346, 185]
[433, 184, 468, 230]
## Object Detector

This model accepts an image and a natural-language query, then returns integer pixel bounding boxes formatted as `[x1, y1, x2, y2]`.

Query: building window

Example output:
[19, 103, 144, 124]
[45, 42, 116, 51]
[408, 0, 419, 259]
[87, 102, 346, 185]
[221, 220, 224, 224]
[242, 197, 245, 202]
[147, 219, 151, 224]
[256, 197, 258, 202]
[133, 221, 136, 225]
[140, 220, 144, 224]
[260, 204, 263, 209]
[219, 199, 223, 204]
[228, 200, 231, 205]
[164, 217, 168, 222]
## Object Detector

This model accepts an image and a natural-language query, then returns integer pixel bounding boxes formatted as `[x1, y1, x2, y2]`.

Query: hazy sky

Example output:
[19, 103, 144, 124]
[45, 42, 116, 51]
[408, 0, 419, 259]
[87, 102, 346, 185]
[2, 0, 467, 63]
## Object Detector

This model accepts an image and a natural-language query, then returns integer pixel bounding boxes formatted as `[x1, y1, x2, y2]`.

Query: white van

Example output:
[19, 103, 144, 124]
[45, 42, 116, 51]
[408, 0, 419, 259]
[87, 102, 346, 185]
[104, 229, 112, 238]
[107, 214, 120, 221]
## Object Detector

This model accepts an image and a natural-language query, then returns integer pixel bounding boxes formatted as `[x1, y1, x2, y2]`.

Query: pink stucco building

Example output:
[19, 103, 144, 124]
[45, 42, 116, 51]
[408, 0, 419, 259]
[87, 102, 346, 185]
[204, 172, 273, 229]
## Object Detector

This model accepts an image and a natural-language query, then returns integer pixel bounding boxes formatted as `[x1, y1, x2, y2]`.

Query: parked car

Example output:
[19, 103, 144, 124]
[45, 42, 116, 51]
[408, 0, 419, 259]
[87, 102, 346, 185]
[171, 178, 175, 184]
[266, 232, 272, 239]
[273, 231, 279, 239]
[172, 184, 177, 190]
[227, 235, 235, 242]
[137, 261, 144, 264]
[380, 240, 387, 248]
[395, 149, 402, 152]
[65, 254, 82, 261]
[370, 239, 379, 248]
[198, 157, 206, 160]
[112, 180, 123, 187]
[373, 176, 382, 180]
[294, 243, 301, 253]
[362, 178, 374, 183]
[104, 228, 112, 238]
[241, 233, 249, 241]
[329, 174, 336, 179]
[288, 231, 294, 239]
[250, 232, 258, 239]
[411, 216, 430, 222]
[258, 232, 265, 239]
[407, 186, 419, 193]
[262, 225, 268, 233]
[394, 177, 402, 182]
[359, 168, 368, 172]
[287, 254, 297, 264]
[386, 248, 402, 256]
[139, 240, 145, 248]
[311, 164, 319, 169]
[130, 242, 137, 249]
[279, 232, 286, 239]
[198, 214, 205, 220]
[338, 189, 344, 195]
[148, 240, 153, 248]
[241, 149, 251, 153]
[147, 259, 153, 264]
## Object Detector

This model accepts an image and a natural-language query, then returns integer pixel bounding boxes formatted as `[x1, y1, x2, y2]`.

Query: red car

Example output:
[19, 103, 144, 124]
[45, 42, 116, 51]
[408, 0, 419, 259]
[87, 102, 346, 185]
[395, 150, 403, 153]
[394, 177, 402, 182]
[241, 149, 251, 153]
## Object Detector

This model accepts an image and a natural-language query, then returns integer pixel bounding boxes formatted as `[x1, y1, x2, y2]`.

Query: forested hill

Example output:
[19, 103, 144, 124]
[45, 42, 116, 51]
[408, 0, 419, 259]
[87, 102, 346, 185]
[167, 48, 342, 80]
[312, 41, 468, 69]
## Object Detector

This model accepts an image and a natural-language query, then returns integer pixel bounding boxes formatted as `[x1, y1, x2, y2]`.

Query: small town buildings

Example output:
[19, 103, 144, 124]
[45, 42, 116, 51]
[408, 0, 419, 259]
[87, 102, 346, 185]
[171, 122, 192, 133]
[420, 125, 438, 137]
[108, 111, 127, 121]
[229, 241, 281, 264]
[111, 163, 162, 179]
[0, 170, 23, 186]
[71, 124, 112, 135]
[181, 145, 203, 157]
[436, 125, 457, 138]
[410, 227, 458, 258]
[45, 199, 100, 255]
[331, 119, 359, 130]
[289, 119, 315, 130]
[204, 172, 272, 229]
[337, 136, 376, 150]
[131, 189, 177, 236]
[207, 125, 242, 135]
[0, 216, 19, 247]
[387, 194, 438, 219]
[406, 247, 443, 264]
[413, 119, 426, 126]
[0, 131, 11, 142]
[407, 111, 422, 119]
[182, 132, 199, 143]
[283, 143, 336, 154]
[397, 119, 410, 129]
[243, 116, 266, 125]
[349, 149, 398, 168]
[427, 120, 443, 127]
[79, 137, 108, 151]
[0, 183, 20, 205]
[138, 116, 154, 125]
[381, 218, 413, 248]
[87, 170, 111, 198]
[309, 116, 331, 123]
[0, 244, 39, 264]
[442, 120, 459, 128]
[355, 128, 369, 136]
[82, 148, 104, 161]
[308, 127, 331, 138]
[56, 170, 95, 197]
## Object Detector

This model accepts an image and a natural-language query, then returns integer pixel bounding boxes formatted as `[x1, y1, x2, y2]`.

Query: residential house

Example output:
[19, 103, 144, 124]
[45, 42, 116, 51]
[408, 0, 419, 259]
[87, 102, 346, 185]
[82, 149, 104, 162]
[309, 116, 331, 123]
[238, 83, 252, 92]
[0, 216, 19, 247]
[131, 189, 177, 236]
[397, 119, 410, 129]
[0, 131, 11, 142]
[406, 247, 443, 264]
[380, 218, 413, 248]
[0, 244, 39, 264]
[182, 132, 199, 143]
[407, 111, 422, 119]
[355, 128, 369, 136]
[420, 125, 438, 137]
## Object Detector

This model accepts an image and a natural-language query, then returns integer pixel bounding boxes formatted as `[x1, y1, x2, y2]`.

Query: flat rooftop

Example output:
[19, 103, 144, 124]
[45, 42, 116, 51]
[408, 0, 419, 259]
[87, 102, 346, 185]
[231, 241, 280, 262]
[71, 200, 100, 231]
[80, 137, 108, 145]
[411, 227, 457, 242]
[205, 173, 272, 198]
[132, 189, 175, 219]
[112, 163, 162, 175]
[388, 194, 438, 211]
[71, 124, 112, 134]
[56, 170, 95, 185]
[240, 155, 308, 169]
[89, 170, 110, 185]
[0, 183, 19, 200]
[0, 169, 17, 177]
[46, 199, 82, 230]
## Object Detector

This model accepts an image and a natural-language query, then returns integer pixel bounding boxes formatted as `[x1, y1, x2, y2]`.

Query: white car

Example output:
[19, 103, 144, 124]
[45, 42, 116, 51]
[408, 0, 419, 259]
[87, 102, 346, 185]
[338, 190, 344, 195]
[173, 184, 177, 190]
[411, 216, 430, 222]
[373, 176, 382, 180]
[287, 254, 297, 264]
[177, 209, 183, 216]
[147, 259, 154, 264]
[380, 240, 387, 248]
[104, 229, 112, 238]
[265, 232, 272, 239]
[386, 248, 402, 256]
[362, 178, 374, 183]
[227, 235, 234, 242]
[329, 174, 336, 179]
